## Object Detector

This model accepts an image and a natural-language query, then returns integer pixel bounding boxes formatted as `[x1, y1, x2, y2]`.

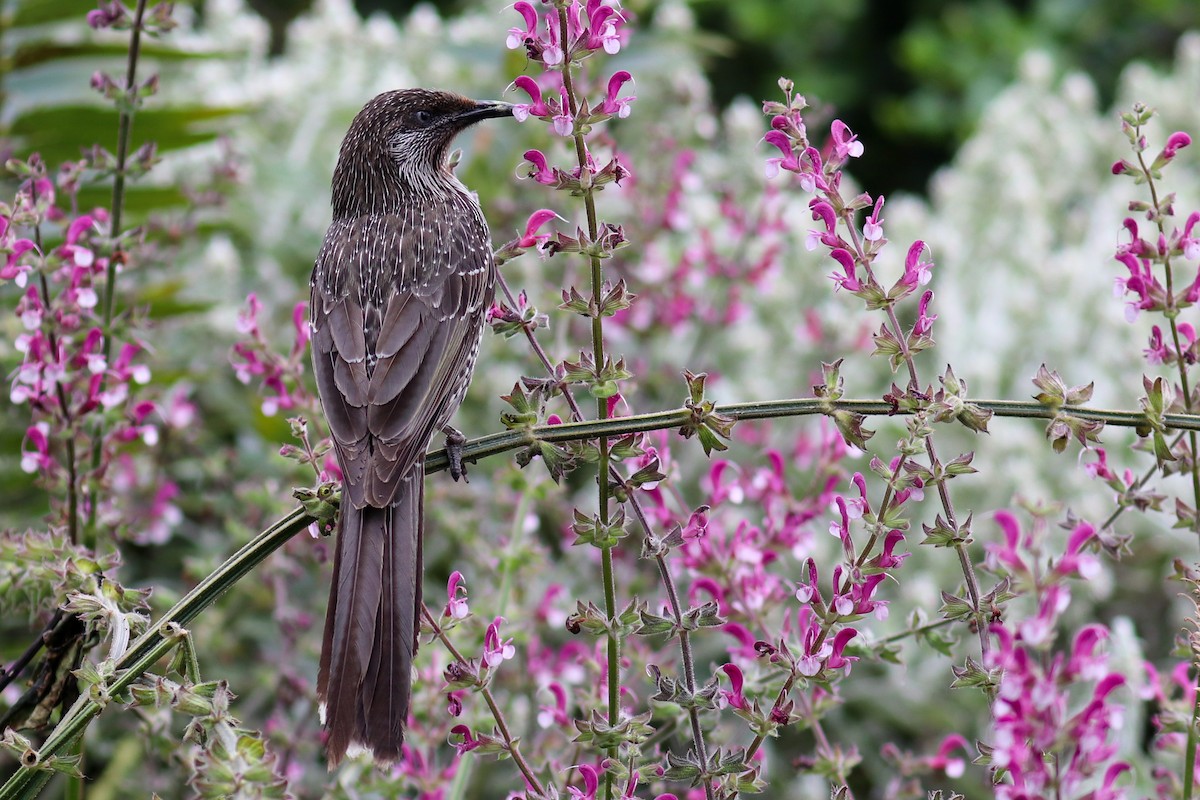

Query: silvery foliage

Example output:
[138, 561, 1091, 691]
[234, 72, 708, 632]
[886, 36, 1200, 529]
[184, 2, 1200, 529]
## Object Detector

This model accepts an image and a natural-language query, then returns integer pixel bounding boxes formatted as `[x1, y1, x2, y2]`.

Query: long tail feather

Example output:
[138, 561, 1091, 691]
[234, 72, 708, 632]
[318, 470, 422, 766]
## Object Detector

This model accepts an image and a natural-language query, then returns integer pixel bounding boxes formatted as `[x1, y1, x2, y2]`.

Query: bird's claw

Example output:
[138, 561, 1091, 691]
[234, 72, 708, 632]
[443, 426, 468, 482]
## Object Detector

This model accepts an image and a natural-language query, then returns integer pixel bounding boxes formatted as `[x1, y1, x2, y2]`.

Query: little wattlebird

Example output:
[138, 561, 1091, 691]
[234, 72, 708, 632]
[309, 89, 512, 766]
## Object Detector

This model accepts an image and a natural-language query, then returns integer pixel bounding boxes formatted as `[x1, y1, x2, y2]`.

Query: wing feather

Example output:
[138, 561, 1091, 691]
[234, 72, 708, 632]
[310, 193, 494, 509]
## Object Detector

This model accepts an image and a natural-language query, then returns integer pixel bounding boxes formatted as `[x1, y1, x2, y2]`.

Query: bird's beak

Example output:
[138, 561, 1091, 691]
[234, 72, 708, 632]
[457, 100, 515, 125]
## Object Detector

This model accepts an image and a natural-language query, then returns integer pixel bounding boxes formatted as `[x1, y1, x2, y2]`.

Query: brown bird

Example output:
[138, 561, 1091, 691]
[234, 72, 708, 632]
[309, 89, 512, 766]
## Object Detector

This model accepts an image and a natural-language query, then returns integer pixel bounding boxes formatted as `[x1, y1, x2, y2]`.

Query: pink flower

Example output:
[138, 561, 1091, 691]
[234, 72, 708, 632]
[1161, 131, 1191, 161]
[986, 510, 1031, 577]
[1054, 522, 1099, 580]
[505, 1, 539, 50]
[537, 682, 570, 728]
[763, 130, 801, 179]
[449, 724, 482, 756]
[290, 301, 310, 356]
[516, 208, 561, 250]
[21, 422, 55, 475]
[0, 214, 38, 287]
[541, 7, 564, 65]
[827, 248, 861, 293]
[567, 764, 600, 800]
[521, 149, 559, 186]
[901, 240, 933, 289]
[717, 663, 748, 710]
[445, 570, 469, 619]
[510, 76, 551, 121]
[553, 114, 574, 137]
[236, 293, 261, 336]
[863, 195, 884, 241]
[830, 119, 864, 160]
[825, 628, 858, 673]
[1083, 448, 1117, 482]
[483, 616, 515, 668]
[597, 70, 635, 119]
[913, 290, 937, 336]
[1180, 212, 1200, 260]
[924, 734, 969, 778]
[584, 2, 623, 54]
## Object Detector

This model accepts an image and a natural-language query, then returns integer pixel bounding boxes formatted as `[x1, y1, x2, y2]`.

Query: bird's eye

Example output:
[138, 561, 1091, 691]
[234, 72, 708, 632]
[413, 110, 435, 127]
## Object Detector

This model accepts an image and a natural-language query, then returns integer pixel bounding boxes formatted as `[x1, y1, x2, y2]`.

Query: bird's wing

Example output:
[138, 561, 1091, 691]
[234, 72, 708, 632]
[310, 196, 494, 508]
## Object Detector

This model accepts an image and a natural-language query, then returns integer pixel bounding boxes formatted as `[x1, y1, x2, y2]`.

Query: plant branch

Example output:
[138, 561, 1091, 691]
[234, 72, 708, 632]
[496, 266, 715, 798]
[88, 0, 149, 539]
[425, 397, 1200, 475]
[0, 505, 313, 798]
[555, 12, 620, 799]
[421, 605, 548, 796]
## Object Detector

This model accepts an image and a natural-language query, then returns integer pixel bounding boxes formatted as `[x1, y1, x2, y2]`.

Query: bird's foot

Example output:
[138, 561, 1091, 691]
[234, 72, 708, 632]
[443, 425, 468, 482]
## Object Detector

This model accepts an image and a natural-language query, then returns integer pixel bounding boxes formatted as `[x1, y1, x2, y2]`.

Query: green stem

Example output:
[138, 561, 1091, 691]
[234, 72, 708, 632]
[421, 606, 547, 796]
[497, 489, 533, 617]
[423, 397, 1200, 475]
[556, 12, 619, 799]
[497, 269, 715, 799]
[1186, 664, 1199, 800]
[0, 506, 313, 799]
[1133, 129, 1200, 549]
[99, 0, 147, 338]
[87, 0, 149, 539]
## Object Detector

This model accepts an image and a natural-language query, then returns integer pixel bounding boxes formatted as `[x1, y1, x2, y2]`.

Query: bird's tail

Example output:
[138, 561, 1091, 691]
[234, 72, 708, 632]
[317, 470, 423, 767]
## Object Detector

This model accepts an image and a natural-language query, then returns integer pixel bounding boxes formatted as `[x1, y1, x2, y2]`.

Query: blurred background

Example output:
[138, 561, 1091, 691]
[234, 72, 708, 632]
[4, 0, 1200, 797]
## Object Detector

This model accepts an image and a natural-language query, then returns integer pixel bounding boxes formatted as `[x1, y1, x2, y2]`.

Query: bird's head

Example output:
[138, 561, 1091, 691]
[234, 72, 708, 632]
[332, 88, 513, 216]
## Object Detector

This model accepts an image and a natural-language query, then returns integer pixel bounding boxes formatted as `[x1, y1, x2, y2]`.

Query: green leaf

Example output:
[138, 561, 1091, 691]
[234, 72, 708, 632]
[12, 39, 231, 71]
[11, 0, 93, 27]
[7, 104, 245, 165]
[138, 280, 217, 319]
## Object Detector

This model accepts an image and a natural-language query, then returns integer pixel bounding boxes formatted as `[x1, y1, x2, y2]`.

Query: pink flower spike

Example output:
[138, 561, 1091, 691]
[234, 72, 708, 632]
[598, 70, 635, 119]
[510, 76, 551, 121]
